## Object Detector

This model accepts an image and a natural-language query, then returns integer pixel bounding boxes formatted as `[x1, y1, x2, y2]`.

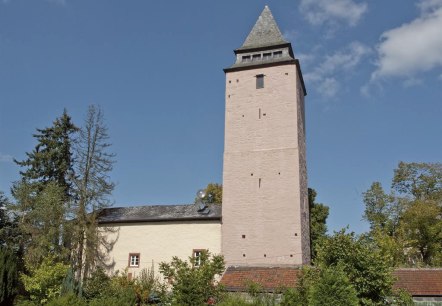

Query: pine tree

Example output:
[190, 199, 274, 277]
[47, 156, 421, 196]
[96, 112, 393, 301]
[13, 109, 78, 197]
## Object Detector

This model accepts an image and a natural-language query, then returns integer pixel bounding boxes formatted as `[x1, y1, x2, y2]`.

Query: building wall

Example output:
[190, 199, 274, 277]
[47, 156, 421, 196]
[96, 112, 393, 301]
[222, 63, 309, 266]
[100, 220, 222, 278]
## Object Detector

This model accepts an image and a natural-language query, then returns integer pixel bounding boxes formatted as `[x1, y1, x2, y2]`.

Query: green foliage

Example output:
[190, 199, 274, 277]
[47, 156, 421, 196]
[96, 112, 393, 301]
[0, 247, 19, 305]
[197, 183, 223, 204]
[363, 182, 397, 234]
[280, 266, 320, 306]
[315, 229, 394, 305]
[159, 250, 225, 305]
[400, 200, 442, 265]
[45, 293, 87, 306]
[82, 267, 111, 300]
[13, 109, 78, 197]
[308, 188, 329, 259]
[13, 182, 69, 268]
[392, 161, 442, 200]
[21, 256, 69, 304]
[364, 162, 442, 267]
[308, 264, 358, 306]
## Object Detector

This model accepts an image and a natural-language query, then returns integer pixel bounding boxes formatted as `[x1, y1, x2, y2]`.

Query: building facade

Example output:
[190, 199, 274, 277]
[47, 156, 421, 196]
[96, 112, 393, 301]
[98, 6, 310, 277]
[222, 6, 310, 266]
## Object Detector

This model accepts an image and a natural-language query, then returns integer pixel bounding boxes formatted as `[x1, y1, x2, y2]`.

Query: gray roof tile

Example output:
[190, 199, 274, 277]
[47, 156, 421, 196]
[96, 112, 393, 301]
[238, 6, 288, 51]
[97, 203, 221, 224]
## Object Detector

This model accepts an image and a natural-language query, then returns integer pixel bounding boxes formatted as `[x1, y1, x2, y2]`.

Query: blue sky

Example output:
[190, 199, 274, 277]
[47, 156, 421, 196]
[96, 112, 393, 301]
[1, 0, 441, 234]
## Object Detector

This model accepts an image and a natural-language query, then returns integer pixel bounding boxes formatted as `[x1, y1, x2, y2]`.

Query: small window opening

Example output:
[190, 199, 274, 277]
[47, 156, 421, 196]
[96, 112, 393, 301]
[263, 113, 266, 116]
[251, 173, 253, 176]
[285, 72, 289, 75]
[259, 178, 261, 188]
[242, 235, 246, 239]
[242, 55, 251, 62]
[252, 54, 261, 61]
[264, 254, 267, 257]
[273, 51, 282, 58]
[129, 253, 140, 267]
[193, 249, 204, 267]
[229, 80, 231, 84]
[263, 52, 271, 60]
[236, 79, 239, 83]
[243, 254, 246, 257]
[295, 233, 298, 236]
[256, 74, 264, 89]
[290, 254, 293, 258]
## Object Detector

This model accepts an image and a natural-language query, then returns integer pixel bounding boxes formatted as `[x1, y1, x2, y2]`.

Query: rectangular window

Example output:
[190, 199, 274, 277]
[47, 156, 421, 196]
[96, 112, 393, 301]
[273, 51, 282, 58]
[193, 249, 204, 267]
[128, 253, 140, 267]
[263, 52, 271, 60]
[252, 54, 261, 61]
[242, 55, 251, 62]
[256, 74, 264, 89]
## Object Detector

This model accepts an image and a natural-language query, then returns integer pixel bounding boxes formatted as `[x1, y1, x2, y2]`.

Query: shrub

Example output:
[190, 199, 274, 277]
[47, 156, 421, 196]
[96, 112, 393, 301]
[308, 265, 358, 306]
[20, 256, 69, 304]
[159, 251, 225, 305]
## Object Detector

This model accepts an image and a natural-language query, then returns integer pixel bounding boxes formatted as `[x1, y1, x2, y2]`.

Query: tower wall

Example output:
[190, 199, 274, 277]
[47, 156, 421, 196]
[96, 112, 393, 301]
[222, 63, 309, 266]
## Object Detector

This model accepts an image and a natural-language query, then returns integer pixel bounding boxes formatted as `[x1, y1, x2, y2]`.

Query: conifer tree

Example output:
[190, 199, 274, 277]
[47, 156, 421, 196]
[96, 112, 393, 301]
[11, 110, 78, 268]
[71, 105, 115, 285]
[13, 109, 78, 197]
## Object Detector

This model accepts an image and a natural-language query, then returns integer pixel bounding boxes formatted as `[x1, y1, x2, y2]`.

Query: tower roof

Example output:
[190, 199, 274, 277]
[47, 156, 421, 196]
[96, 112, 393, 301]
[237, 6, 288, 51]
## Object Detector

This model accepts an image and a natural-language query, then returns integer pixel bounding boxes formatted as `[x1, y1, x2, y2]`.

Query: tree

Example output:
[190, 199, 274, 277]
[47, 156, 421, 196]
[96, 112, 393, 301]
[13, 109, 78, 197]
[159, 251, 225, 305]
[392, 162, 442, 200]
[21, 255, 70, 304]
[400, 200, 442, 266]
[308, 188, 329, 260]
[315, 229, 394, 305]
[308, 264, 359, 306]
[363, 162, 442, 267]
[71, 105, 115, 285]
[197, 183, 222, 204]
[12, 182, 68, 268]
[0, 247, 19, 305]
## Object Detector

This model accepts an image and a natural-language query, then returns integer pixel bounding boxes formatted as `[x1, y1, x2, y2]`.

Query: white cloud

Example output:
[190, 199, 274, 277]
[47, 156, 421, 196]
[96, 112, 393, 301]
[0, 153, 13, 163]
[299, 0, 368, 27]
[372, 3, 442, 79]
[418, 0, 442, 13]
[304, 42, 371, 97]
[318, 78, 340, 98]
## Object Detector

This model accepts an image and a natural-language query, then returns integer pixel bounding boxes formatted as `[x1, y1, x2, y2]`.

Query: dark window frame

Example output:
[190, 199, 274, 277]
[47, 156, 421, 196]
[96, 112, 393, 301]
[128, 253, 140, 268]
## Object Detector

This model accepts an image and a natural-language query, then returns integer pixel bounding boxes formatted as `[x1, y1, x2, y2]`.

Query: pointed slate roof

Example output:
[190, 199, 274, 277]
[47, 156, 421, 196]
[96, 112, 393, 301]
[237, 6, 288, 51]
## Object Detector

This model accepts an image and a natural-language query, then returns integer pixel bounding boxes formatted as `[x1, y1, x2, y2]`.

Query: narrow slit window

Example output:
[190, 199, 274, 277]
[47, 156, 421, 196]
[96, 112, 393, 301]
[259, 178, 261, 188]
[259, 108, 261, 119]
[256, 74, 264, 89]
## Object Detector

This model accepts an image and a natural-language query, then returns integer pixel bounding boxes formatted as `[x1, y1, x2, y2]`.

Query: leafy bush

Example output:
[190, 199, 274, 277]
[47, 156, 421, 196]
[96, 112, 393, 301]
[21, 256, 69, 304]
[308, 265, 358, 306]
[45, 293, 87, 306]
[82, 267, 111, 299]
[159, 251, 225, 305]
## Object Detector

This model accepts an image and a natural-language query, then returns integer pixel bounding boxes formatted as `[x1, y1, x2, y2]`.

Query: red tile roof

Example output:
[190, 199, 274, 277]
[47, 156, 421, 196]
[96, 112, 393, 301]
[220, 266, 301, 292]
[393, 269, 442, 296]
[221, 266, 442, 297]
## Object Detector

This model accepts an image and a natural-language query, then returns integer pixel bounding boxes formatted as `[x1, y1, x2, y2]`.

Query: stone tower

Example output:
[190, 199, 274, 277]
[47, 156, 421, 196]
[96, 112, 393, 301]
[222, 6, 310, 266]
